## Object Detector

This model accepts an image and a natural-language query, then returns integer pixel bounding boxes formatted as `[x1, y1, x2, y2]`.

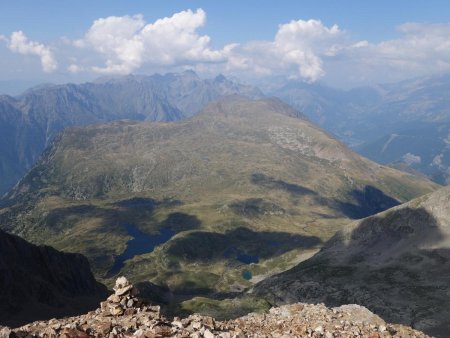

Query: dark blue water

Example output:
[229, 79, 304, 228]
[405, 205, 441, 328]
[242, 270, 253, 280]
[107, 223, 175, 277]
[236, 253, 259, 264]
[224, 246, 260, 264]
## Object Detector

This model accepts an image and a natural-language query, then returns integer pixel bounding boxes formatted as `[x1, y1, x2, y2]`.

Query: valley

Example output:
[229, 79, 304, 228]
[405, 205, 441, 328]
[0, 96, 437, 314]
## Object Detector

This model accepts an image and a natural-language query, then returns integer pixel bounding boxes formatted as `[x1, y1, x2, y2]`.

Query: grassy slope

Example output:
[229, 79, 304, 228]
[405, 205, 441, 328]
[0, 97, 438, 297]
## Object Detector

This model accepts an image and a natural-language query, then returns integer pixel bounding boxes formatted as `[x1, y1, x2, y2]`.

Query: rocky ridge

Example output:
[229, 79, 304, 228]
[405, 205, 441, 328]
[0, 277, 428, 338]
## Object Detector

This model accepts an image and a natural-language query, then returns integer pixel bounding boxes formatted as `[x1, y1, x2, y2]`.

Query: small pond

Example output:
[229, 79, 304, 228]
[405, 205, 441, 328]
[242, 270, 253, 280]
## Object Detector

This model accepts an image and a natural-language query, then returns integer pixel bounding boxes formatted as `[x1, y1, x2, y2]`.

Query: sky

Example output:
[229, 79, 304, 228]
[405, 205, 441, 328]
[1, 0, 450, 92]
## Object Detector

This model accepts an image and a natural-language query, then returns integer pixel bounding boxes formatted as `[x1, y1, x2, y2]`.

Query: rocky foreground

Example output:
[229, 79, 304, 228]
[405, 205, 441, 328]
[0, 278, 429, 338]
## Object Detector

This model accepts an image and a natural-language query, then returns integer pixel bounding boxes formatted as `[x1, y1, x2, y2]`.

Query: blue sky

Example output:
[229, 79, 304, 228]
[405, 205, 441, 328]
[1, 0, 450, 91]
[2, 1, 449, 43]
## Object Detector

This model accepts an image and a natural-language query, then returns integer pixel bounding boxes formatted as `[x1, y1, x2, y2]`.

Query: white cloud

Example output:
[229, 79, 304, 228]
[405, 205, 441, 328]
[373, 24, 450, 70]
[4, 11, 450, 86]
[73, 9, 224, 74]
[223, 19, 347, 82]
[221, 21, 450, 86]
[67, 64, 83, 73]
[402, 153, 421, 166]
[6, 31, 58, 72]
[326, 22, 450, 86]
[70, 14, 450, 83]
[432, 154, 443, 166]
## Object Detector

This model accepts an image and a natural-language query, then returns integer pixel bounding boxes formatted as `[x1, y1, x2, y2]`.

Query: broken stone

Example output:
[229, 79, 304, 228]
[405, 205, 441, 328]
[116, 285, 133, 296]
[204, 329, 214, 338]
[107, 294, 121, 303]
[2, 277, 430, 338]
[110, 305, 124, 316]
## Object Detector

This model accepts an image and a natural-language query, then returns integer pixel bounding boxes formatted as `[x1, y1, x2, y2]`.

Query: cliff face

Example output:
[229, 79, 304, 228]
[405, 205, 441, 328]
[0, 230, 108, 327]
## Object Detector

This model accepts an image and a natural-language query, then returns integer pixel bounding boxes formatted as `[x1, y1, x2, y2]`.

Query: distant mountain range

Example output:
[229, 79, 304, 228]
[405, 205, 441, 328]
[271, 74, 450, 184]
[0, 229, 107, 327]
[2, 71, 450, 195]
[0, 71, 262, 194]
[0, 96, 436, 300]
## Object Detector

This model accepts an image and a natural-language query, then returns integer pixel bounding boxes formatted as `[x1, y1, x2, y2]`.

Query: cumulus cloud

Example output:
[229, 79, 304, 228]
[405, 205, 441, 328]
[5, 10, 450, 85]
[6, 31, 58, 72]
[71, 11, 347, 81]
[221, 21, 450, 85]
[73, 9, 224, 74]
[70, 14, 450, 83]
[223, 19, 347, 81]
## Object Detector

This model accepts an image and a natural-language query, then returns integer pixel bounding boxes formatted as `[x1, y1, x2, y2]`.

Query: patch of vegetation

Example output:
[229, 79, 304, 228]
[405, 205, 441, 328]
[180, 296, 271, 320]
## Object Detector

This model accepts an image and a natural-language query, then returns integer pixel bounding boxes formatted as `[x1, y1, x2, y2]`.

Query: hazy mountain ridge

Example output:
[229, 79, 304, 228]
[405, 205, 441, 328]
[0, 71, 263, 194]
[272, 73, 450, 184]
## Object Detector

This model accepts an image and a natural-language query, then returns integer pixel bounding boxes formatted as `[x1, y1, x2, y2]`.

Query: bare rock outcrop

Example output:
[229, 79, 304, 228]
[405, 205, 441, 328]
[1, 277, 429, 338]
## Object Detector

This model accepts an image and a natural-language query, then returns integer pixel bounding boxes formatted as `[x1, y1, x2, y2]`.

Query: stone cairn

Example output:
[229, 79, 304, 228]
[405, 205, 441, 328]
[100, 276, 144, 317]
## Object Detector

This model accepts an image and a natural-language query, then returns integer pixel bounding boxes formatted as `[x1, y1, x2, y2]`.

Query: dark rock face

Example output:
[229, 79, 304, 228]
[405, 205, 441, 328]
[0, 229, 108, 327]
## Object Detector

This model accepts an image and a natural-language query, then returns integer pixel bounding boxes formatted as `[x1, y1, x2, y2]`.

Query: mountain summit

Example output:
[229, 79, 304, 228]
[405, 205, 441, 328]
[1, 276, 428, 337]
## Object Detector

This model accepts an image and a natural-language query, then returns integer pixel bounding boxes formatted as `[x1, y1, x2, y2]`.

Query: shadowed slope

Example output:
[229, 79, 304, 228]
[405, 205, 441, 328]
[0, 230, 107, 327]
[253, 185, 450, 337]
